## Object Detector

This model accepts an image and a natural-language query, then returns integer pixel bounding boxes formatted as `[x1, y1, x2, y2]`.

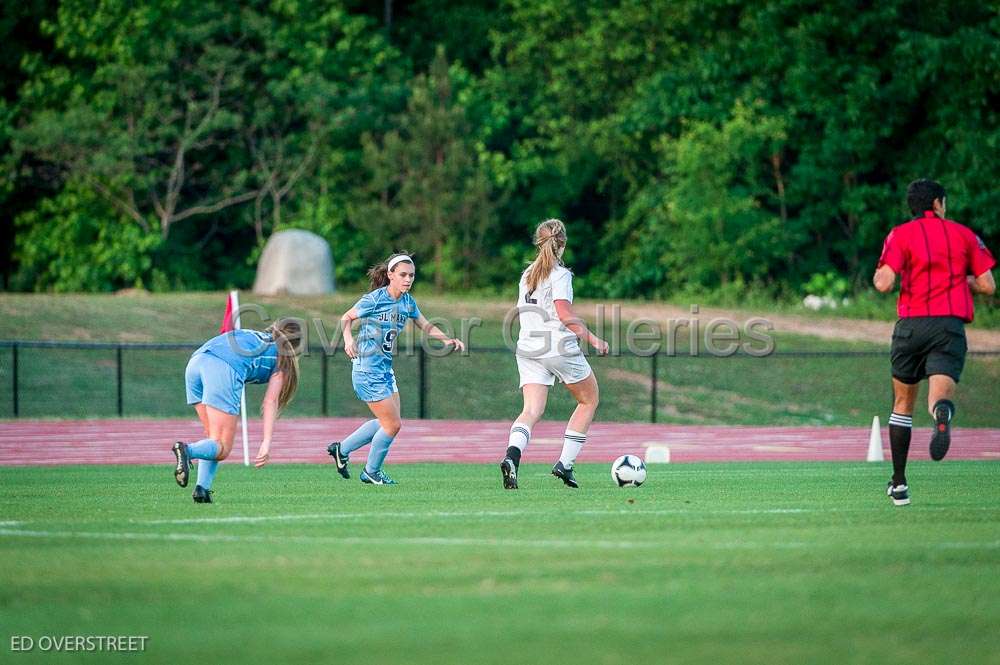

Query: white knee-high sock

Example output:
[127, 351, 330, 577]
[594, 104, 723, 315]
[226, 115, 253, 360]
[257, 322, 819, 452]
[508, 423, 531, 453]
[559, 429, 587, 468]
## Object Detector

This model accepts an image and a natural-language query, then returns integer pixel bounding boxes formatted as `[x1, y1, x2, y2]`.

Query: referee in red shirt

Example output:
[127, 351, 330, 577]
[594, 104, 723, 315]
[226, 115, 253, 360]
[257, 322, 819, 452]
[874, 179, 995, 506]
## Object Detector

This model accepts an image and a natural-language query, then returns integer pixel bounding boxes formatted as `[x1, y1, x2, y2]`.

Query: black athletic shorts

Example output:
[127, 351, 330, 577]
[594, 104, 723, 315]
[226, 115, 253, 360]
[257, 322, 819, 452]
[890, 316, 967, 384]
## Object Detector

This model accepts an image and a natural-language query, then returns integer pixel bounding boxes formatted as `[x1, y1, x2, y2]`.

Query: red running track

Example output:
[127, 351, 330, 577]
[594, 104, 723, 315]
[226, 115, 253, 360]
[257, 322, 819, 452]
[2, 418, 1000, 466]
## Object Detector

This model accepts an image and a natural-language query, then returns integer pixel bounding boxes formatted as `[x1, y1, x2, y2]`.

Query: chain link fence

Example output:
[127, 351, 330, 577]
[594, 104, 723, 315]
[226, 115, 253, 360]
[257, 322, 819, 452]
[1, 341, 998, 426]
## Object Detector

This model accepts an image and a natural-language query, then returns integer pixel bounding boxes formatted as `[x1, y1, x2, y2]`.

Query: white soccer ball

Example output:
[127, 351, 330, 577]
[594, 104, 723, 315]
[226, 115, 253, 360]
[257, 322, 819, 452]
[611, 454, 647, 487]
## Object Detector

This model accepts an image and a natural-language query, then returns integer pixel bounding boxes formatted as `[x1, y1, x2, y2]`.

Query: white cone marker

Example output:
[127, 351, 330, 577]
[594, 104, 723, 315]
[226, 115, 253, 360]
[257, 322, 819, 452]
[867, 416, 885, 462]
[645, 445, 671, 464]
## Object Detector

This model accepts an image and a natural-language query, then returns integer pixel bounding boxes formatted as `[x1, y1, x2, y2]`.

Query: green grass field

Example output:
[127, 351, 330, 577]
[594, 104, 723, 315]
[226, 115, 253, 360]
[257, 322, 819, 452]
[1, 293, 999, 426]
[2, 462, 999, 664]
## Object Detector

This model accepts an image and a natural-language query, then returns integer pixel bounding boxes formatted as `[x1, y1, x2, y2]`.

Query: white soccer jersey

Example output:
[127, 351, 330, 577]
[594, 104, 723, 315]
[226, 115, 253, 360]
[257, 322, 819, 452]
[516, 265, 581, 358]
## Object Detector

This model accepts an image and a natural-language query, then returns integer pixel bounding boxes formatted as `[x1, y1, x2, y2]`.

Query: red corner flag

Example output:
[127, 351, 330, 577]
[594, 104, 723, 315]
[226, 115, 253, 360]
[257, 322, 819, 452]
[219, 289, 249, 467]
[219, 292, 236, 333]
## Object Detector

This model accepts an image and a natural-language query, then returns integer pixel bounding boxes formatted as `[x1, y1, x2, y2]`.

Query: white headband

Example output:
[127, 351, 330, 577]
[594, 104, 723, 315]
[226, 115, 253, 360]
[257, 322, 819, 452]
[387, 255, 414, 272]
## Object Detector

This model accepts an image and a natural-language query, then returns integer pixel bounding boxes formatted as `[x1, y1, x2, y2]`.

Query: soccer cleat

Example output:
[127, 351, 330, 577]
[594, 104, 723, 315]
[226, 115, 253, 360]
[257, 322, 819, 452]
[192, 485, 214, 504]
[551, 461, 579, 488]
[172, 441, 190, 488]
[500, 458, 518, 490]
[887, 481, 910, 506]
[929, 404, 952, 461]
[326, 442, 350, 479]
[360, 468, 397, 485]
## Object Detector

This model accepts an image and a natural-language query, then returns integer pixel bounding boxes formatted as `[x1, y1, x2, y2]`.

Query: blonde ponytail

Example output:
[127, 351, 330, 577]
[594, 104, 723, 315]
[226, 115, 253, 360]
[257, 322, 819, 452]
[524, 219, 567, 293]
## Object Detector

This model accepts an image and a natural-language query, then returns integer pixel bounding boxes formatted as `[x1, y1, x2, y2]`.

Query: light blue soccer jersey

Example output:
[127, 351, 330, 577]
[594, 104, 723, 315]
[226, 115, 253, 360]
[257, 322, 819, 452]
[352, 288, 422, 373]
[195, 329, 278, 384]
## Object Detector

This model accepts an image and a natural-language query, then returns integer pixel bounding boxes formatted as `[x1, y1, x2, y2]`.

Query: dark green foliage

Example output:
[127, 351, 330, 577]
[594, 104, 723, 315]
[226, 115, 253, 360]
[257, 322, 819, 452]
[356, 47, 499, 288]
[3, 0, 998, 300]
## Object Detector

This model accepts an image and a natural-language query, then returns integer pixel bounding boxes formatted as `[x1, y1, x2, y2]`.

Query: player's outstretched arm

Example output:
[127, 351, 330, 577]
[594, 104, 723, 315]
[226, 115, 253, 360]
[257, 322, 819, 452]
[414, 314, 466, 352]
[873, 265, 897, 293]
[968, 270, 996, 296]
[340, 307, 360, 358]
[554, 299, 609, 355]
[255, 370, 285, 468]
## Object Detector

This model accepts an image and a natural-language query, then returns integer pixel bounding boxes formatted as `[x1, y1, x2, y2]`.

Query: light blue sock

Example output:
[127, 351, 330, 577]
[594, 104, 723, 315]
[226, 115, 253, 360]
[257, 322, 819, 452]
[365, 428, 396, 474]
[187, 438, 219, 460]
[340, 419, 381, 456]
[197, 459, 219, 490]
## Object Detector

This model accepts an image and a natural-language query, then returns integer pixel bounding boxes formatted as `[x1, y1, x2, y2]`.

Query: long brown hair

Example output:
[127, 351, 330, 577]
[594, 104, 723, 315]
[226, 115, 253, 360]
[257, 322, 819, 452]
[367, 251, 414, 290]
[267, 318, 302, 413]
[524, 219, 567, 292]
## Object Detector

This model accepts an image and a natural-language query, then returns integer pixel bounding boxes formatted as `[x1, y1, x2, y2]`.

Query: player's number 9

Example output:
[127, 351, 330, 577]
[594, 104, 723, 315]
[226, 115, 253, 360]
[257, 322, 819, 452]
[382, 329, 398, 353]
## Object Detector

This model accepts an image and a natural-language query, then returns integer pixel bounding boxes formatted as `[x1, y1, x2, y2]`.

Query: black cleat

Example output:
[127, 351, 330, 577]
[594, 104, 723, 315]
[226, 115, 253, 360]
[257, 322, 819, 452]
[551, 461, 579, 488]
[327, 442, 350, 479]
[929, 403, 952, 461]
[500, 458, 518, 490]
[887, 481, 910, 506]
[172, 441, 190, 488]
[192, 485, 214, 503]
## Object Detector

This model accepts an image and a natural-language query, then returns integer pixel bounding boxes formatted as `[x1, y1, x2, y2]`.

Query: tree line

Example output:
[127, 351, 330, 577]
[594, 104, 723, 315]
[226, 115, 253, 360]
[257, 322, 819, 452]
[2, 0, 997, 299]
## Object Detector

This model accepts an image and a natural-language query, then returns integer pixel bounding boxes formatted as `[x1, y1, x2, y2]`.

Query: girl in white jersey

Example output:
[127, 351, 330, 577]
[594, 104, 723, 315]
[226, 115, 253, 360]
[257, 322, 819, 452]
[500, 219, 609, 489]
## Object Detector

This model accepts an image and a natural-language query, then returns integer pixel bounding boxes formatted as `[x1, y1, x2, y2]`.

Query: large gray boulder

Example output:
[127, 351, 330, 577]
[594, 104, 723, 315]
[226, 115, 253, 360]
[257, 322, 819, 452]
[253, 230, 335, 295]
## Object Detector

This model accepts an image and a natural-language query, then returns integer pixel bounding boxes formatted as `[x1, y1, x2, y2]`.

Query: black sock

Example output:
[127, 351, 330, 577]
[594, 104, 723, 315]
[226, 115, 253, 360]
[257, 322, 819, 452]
[932, 399, 955, 421]
[505, 446, 522, 467]
[888, 412, 913, 486]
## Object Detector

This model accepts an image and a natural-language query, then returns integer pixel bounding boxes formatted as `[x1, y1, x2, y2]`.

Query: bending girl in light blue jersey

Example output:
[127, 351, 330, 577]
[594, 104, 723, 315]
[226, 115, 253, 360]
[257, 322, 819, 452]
[326, 253, 465, 485]
[171, 319, 301, 503]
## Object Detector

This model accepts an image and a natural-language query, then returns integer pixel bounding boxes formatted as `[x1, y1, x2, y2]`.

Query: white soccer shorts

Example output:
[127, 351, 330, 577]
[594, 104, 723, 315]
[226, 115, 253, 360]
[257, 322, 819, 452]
[515, 353, 593, 387]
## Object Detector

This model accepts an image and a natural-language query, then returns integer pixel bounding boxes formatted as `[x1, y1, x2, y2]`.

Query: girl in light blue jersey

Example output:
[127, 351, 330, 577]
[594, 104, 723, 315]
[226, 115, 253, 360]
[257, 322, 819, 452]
[327, 253, 465, 485]
[171, 319, 302, 503]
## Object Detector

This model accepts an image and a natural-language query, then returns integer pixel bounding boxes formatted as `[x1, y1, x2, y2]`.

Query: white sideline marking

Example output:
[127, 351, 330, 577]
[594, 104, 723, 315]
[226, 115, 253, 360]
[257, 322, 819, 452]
[140, 508, 816, 525]
[0, 528, 655, 550]
[0, 520, 23, 527]
[137, 505, 1000, 525]
[141, 511, 524, 525]
[1, 528, 998, 551]
[575, 508, 811, 516]
[934, 541, 1000, 550]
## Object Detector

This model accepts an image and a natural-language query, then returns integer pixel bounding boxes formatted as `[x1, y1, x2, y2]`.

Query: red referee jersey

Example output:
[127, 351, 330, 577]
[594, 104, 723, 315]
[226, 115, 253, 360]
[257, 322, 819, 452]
[878, 210, 996, 322]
